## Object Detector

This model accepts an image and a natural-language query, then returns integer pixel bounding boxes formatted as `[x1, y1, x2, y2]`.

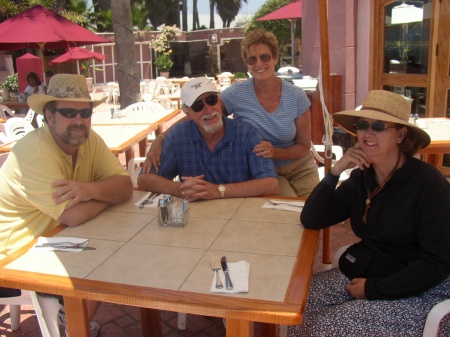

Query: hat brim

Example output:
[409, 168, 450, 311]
[333, 109, 431, 149]
[28, 95, 107, 115]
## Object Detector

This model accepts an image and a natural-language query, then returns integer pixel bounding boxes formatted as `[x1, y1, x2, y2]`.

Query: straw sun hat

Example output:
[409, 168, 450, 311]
[28, 74, 107, 115]
[333, 90, 430, 149]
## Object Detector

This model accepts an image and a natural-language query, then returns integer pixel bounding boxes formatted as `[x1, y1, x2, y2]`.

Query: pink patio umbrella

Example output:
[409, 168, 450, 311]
[0, 5, 108, 81]
[258, 0, 302, 64]
[49, 47, 106, 75]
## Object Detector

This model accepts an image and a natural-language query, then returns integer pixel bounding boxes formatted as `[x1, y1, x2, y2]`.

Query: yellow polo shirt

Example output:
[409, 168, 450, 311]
[0, 125, 128, 259]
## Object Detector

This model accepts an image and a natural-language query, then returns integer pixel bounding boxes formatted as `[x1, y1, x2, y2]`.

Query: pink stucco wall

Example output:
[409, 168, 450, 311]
[302, 0, 371, 110]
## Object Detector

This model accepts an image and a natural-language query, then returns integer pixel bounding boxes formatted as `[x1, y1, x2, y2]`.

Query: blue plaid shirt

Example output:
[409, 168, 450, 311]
[156, 117, 277, 183]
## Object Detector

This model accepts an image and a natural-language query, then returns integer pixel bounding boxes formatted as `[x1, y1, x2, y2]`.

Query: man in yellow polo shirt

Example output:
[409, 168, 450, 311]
[0, 74, 133, 336]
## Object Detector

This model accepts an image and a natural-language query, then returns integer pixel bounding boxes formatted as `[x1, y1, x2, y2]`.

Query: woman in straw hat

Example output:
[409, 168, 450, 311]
[289, 90, 450, 337]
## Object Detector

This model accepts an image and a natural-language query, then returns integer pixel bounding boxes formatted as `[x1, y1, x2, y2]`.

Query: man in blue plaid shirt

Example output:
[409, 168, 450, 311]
[138, 77, 278, 201]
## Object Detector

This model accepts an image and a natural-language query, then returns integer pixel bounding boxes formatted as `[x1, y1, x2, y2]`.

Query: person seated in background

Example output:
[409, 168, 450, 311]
[24, 71, 45, 97]
[0, 74, 134, 336]
[289, 90, 450, 337]
[138, 77, 279, 200]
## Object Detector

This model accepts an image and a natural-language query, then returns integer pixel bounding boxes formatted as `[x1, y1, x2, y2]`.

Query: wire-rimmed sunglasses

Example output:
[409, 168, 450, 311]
[55, 108, 93, 119]
[245, 53, 272, 65]
[353, 120, 396, 132]
[191, 94, 219, 113]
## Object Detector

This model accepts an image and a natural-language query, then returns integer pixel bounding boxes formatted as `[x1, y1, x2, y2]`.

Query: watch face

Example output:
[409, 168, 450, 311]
[219, 185, 225, 192]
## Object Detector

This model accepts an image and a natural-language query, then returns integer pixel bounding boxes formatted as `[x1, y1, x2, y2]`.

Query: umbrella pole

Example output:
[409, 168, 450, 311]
[39, 43, 47, 86]
[318, 0, 333, 265]
[291, 19, 296, 66]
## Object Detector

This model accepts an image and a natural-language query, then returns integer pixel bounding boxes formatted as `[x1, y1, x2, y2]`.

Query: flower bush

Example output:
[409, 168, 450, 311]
[2, 73, 19, 92]
[151, 24, 181, 73]
[154, 51, 173, 72]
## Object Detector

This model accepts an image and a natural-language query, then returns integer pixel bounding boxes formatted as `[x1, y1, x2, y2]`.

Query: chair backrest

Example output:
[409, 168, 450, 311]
[310, 142, 344, 165]
[24, 109, 36, 124]
[124, 101, 166, 114]
[151, 97, 172, 110]
[0, 104, 13, 117]
[0, 130, 9, 144]
[36, 114, 45, 127]
[4, 117, 34, 140]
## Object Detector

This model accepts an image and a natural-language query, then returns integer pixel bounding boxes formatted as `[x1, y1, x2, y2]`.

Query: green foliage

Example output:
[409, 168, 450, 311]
[233, 71, 248, 79]
[2, 73, 19, 92]
[131, 1, 150, 30]
[246, 0, 302, 55]
[154, 51, 173, 72]
[80, 60, 91, 77]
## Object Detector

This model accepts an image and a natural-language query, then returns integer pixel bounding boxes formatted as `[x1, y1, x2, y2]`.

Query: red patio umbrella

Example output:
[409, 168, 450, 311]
[0, 5, 108, 80]
[258, 0, 302, 64]
[49, 47, 105, 74]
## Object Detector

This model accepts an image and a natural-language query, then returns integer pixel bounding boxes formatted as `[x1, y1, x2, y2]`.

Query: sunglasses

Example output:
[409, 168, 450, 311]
[191, 94, 219, 113]
[55, 108, 93, 119]
[245, 53, 272, 65]
[353, 120, 396, 132]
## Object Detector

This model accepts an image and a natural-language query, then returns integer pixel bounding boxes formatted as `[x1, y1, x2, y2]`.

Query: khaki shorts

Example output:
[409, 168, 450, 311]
[276, 155, 320, 198]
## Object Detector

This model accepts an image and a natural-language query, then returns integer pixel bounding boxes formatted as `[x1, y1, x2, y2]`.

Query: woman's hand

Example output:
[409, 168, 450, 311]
[330, 144, 371, 176]
[345, 278, 367, 299]
[142, 135, 164, 173]
[253, 141, 274, 158]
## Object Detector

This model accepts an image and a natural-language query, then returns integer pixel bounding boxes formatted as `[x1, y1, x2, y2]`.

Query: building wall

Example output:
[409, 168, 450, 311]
[302, 0, 370, 110]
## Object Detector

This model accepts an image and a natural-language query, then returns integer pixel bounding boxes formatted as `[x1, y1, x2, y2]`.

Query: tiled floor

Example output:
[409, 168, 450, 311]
[0, 221, 358, 337]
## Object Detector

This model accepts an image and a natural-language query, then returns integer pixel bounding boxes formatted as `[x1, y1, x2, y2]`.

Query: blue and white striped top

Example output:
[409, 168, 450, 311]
[221, 78, 311, 167]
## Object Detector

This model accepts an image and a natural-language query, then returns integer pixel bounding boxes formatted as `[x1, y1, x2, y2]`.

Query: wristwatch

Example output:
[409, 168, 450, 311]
[218, 184, 226, 198]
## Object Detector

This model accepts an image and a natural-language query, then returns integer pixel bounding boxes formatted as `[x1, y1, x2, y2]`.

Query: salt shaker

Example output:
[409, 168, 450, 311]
[158, 198, 170, 227]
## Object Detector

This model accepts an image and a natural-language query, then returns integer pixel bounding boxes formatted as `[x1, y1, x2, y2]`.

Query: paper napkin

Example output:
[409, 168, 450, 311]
[134, 192, 165, 208]
[261, 199, 304, 213]
[211, 261, 250, 294]
[30, 236, 90, 252]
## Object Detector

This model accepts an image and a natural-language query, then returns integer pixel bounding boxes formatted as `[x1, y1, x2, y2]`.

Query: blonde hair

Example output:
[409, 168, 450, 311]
[241, 28, 279, 62]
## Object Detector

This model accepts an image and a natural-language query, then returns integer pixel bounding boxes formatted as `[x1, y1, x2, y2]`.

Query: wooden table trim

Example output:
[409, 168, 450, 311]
[0, 199, 319, 336]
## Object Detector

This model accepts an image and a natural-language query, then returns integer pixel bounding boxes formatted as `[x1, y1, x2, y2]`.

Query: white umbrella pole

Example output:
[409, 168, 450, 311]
[77, 60, 80, 75]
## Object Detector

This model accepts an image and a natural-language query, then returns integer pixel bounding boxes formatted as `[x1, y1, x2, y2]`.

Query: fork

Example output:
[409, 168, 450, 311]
[139, 192, 160, 208]
[39, 239, 89, 248]
[211, 256, 223, 289]
[265, 199, 303, 207]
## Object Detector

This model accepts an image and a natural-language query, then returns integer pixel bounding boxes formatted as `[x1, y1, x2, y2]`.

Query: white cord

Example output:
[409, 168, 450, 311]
[318, 60, 334, 160]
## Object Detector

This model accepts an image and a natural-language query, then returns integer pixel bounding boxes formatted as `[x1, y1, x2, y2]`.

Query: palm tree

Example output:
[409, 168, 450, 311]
[209, 0, 216, 28]
[110, 0, 140, 109]
[216, 0, 247, 28]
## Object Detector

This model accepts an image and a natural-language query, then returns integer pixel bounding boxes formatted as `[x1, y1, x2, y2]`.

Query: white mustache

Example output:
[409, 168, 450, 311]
[201, 111, 219, 121]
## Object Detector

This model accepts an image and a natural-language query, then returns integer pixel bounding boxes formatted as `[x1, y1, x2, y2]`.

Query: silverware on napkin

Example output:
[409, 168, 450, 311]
[266, 199, 304, 207]
[34, 245, 96, 250]
[139, 192, 160, 208]
[221, 256, 233, 290]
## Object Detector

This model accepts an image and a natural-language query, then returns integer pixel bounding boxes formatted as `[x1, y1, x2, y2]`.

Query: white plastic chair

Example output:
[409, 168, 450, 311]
[310, 142, 351, 182]
[0, 130, 9, 144]
[0, 152, 8, 166]
[36, 114, 45, 127]
[24, 109, 35, 124]
[0, 290, 62, 336]
[332, 246, 450, 336]
[3, 117, 34, 140]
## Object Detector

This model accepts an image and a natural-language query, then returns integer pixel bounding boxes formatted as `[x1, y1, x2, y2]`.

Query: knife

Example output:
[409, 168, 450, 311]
[221, 256, 233, 290]
[139, 191, 159, 208]
[35, 245, 96, 250]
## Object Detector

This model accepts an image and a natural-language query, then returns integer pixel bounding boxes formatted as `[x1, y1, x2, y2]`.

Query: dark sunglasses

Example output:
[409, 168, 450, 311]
[245, 53, 272, 65]
[191, 94, 219, 113]
[353, 120, 396, 132]
[55, 108, 93, 119]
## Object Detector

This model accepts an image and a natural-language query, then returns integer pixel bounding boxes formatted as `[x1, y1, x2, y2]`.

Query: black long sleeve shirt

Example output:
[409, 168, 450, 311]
[301, 156, 450, 300]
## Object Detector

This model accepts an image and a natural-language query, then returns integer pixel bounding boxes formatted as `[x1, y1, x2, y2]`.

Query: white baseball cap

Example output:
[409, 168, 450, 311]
[181, 77, 219, 107]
